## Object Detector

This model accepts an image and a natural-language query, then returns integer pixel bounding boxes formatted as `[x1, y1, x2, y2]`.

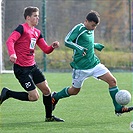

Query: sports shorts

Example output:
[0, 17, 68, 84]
[13, 64, 45, 91]
[72, 63, 109, 88]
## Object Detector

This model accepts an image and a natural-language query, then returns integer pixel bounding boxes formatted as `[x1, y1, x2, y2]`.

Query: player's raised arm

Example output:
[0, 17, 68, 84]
[37, 34, 59, 54]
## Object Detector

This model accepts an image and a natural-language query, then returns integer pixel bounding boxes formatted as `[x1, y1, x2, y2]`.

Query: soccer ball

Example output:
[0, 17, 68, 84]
[115, 90, 131, 105]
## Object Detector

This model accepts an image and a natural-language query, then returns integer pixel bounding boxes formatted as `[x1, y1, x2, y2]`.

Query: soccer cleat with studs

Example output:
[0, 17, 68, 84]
[0, 87, 9, 105]
[115, 106, 133, 116]
[51, 92, 59, 111]
[45, 115, 64, 122]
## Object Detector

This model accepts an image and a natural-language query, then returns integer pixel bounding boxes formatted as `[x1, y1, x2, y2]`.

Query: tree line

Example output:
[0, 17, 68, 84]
[2, 0, 132, 71]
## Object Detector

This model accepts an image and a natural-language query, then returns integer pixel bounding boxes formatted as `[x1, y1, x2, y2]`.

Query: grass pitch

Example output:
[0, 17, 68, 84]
[0, 72, 133, 133]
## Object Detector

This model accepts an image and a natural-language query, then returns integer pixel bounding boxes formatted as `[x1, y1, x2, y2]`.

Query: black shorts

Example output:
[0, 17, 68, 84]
[13, 64, 46, 91]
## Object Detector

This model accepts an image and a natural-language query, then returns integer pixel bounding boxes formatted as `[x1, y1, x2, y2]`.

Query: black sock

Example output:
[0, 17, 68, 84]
[43, 94, 52, 118]
[7, 90, 29, 101]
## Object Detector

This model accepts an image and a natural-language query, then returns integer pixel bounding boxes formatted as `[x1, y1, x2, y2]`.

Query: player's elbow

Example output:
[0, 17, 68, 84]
[44, 51, 50, 54]
[64, 40, 70, 47]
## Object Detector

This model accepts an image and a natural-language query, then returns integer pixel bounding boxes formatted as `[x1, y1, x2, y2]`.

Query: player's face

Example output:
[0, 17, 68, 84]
[28, 11, 39, 26]
[84, 20, 99, 30]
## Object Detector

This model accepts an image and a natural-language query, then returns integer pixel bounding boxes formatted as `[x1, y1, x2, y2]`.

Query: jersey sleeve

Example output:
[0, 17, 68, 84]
[65, 24, 87, 55]
[37, 34, 54, 54]
[6, 25, 23, 56]
[94, 43, 104, 51]
[15, 25, 23, 35]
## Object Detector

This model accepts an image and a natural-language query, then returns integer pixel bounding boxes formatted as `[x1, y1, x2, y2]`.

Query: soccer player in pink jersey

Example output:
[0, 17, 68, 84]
[0, 6, 64, 122]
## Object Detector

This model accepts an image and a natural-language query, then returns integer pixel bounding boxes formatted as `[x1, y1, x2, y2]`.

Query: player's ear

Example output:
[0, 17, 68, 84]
[84, 19, 88, 24]
[85, 19, 88, 22]
[26, 16, 31, 20]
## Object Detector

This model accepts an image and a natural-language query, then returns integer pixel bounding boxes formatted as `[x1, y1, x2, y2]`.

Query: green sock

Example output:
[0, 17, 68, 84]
[54, 87, 70, 100]
[109, 86, 122, 111]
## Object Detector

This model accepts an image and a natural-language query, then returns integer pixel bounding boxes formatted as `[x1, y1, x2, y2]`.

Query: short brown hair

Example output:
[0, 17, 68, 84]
[23, 6, 39, 19]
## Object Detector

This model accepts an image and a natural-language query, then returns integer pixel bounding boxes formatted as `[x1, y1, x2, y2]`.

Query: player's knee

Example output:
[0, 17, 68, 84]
[68, 87, 80, 95]
[34, 94, 40, 101]
[72, 91, 79, 95]
[29, 93, 40, 101]
[44, 89, 51, 96]
[37, 81, 51, 95]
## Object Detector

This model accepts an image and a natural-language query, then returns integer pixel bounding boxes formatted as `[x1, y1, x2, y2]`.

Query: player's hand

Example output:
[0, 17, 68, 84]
[94, 43, 104, 51]
[82, 48, 88, 56]
[77, 47, 88, 56]
[52, 41, 60, 49]
[10, 54, 17, 63]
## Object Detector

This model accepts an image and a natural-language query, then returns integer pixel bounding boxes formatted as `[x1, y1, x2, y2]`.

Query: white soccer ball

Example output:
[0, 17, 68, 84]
[115, 90, 131, 105]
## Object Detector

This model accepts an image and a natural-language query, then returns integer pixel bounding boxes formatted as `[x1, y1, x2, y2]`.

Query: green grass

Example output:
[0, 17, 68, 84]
[0, 72, 133, 133]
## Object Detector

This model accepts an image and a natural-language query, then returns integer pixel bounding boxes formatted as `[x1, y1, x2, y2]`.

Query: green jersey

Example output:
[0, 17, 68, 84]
[65, 23, 104, 70]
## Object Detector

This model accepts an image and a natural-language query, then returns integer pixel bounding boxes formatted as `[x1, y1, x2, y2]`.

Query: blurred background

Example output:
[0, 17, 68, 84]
[1, 0, 132, 72]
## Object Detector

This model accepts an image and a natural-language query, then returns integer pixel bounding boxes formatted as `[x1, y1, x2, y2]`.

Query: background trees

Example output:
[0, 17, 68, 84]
[2, 0, 132, 71]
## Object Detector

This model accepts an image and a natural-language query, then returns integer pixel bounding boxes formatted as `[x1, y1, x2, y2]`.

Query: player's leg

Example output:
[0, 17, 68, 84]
[51, 86, 80, 110]
[52, 69, 88, 110]
[33, 67, 64, 122]
[0, 65, 39, 104]
[98, 71, 122, 111]
[96, 64, 133, 115]
[36, 80, 52, 118]
[52, 86, 80, 101]
[0, 87, 40, 104]
[0, 87, 30, 104]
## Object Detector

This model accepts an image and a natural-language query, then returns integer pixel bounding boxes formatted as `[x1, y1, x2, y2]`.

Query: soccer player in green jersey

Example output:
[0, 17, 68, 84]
[52, 10, 133, 116]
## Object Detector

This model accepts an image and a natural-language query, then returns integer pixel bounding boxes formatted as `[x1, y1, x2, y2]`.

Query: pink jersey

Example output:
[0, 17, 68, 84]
[6, 23, 54, 66]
